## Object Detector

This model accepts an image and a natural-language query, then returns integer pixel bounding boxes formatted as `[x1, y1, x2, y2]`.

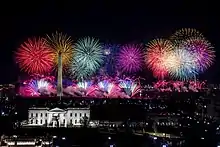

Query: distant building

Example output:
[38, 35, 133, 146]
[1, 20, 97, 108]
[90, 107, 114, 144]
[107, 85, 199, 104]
[23, 107, 90, 127]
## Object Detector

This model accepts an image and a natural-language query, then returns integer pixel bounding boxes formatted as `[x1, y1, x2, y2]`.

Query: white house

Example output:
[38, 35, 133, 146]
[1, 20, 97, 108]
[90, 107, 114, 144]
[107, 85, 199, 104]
[24, 107, 90, 127]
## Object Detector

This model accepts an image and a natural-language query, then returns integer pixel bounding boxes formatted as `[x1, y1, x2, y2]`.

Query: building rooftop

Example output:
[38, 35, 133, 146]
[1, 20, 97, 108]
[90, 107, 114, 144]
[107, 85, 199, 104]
[29, 107, 90, 111]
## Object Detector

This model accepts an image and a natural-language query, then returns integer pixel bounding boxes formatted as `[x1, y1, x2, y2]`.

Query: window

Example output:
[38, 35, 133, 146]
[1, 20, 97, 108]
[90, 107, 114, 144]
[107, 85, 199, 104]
[40, 119, 42, 124]
[63, 119, 65, 124]
[45, 119, 47, 124]
[70, 113, 72, 117]
[75, 120, 77, 124]
[36, 113, 38, 117]
[80, 113, 82, 117]
[31, 120, 33, 124]
[31, 113, 33, 117]
[84, 113, 86, 117]
[45, 113, 47, 117]
[41, 113, 43, 117]
[36, 120, 38, 124]
[75, 113, 77, 117]
[70, 119, 72, 124]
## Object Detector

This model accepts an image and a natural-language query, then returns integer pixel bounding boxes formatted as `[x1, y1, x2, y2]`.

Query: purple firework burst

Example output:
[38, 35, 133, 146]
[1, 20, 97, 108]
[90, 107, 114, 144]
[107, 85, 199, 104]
[180, 37, 215, 72]
[117, 44, 144, 73]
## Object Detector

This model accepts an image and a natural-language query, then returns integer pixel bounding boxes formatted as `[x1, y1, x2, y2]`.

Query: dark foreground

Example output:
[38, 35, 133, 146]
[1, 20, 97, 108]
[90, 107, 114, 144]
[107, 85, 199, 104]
[1, 127, 185, 147]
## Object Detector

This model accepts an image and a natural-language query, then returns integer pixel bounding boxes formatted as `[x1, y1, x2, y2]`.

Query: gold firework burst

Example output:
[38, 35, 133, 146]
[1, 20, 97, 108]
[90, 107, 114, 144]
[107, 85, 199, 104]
[46, 31, 73, 69]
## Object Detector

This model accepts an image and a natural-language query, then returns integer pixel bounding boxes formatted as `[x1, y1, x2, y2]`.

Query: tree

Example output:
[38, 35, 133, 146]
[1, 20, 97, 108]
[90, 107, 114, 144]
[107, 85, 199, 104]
[80, 115, 89, 128]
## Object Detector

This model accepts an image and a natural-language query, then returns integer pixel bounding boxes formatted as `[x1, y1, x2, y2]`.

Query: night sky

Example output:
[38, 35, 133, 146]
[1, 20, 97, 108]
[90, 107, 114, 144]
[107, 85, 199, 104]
[0, 1, 219, 84]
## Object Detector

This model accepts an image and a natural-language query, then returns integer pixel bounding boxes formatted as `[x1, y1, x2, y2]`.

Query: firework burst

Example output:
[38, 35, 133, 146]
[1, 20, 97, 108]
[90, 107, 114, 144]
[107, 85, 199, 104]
[46, 32, 73, 68]
[180, 37, 215, 72]
[170, 28, 204, 45]
[166, 48, 198, 80]
[15, 38, 54, 74]
[117, 44, 144, 73]
[70, 37, 104, 80]
[145, 39, 174, 79]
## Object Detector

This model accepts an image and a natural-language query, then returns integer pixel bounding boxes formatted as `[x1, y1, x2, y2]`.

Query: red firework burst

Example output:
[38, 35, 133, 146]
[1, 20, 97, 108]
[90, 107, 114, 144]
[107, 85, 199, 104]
[15, 38, 54, 74]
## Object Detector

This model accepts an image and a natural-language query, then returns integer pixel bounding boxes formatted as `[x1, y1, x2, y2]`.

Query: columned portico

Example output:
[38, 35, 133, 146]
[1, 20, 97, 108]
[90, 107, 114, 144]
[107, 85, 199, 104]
[48, 108, 67, 127]
[25, 107, 90, 128]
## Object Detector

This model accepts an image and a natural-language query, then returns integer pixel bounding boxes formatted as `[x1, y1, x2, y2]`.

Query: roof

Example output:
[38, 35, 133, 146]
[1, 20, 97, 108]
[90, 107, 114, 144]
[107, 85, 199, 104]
[48, 107, 66, 112]
[66, 107, 90, 110]
[28, 107, 90, 112]
[29, 108, 49, 110]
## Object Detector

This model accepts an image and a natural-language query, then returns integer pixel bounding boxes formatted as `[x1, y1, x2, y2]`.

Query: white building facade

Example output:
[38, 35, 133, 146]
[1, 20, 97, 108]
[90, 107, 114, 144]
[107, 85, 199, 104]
[25, 107, 90, 127]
